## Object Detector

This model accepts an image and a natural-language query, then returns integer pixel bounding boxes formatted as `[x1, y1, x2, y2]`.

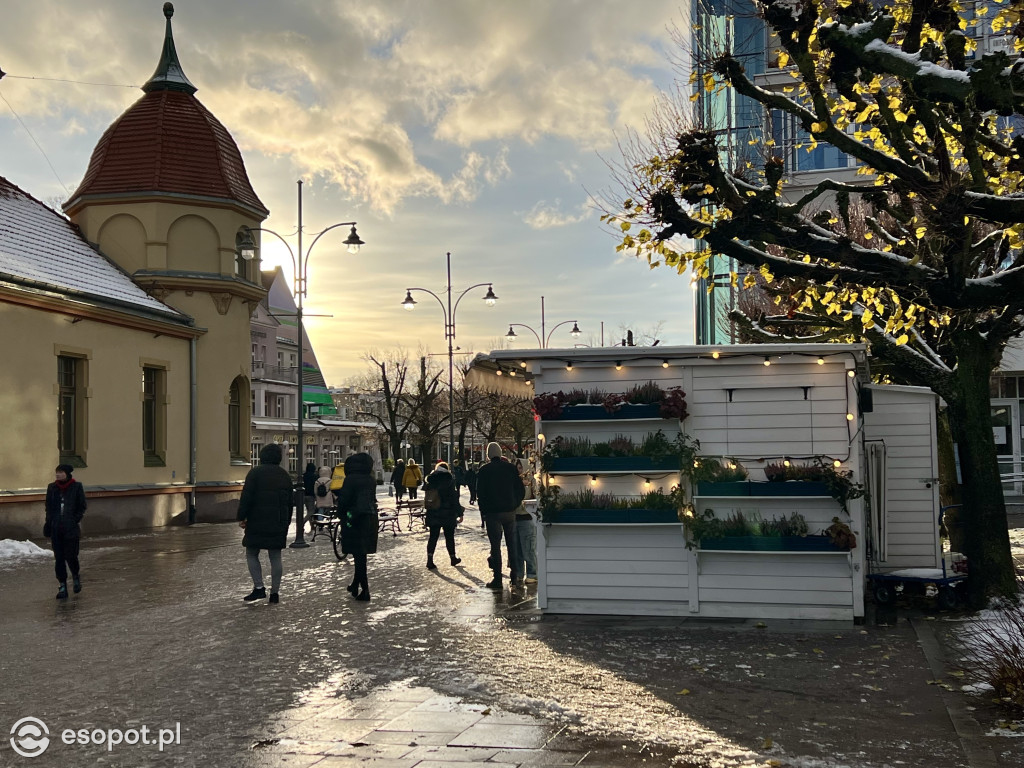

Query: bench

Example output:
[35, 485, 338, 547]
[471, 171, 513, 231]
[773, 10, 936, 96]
[377, 507, 401, 536]
[396, 498, 426, 530]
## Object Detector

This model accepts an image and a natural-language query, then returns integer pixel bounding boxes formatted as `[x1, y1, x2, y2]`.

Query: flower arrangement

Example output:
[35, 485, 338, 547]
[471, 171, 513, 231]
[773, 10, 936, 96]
[690, 458, 749, 484]
[659, 386, 689, 420]
[540, 487, 676, 516]
[532, 391, 567, 419]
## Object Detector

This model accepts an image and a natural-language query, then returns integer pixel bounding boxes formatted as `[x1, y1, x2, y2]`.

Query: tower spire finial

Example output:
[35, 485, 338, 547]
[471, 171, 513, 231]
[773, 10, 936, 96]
[142, 2, 197, 95]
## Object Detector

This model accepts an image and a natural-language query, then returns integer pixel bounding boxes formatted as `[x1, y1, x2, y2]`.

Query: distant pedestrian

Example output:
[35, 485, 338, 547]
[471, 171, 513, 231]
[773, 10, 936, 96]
[44, 463, 87, 599]
[313, 466, 333, 511]
[452, 461, 466, 496]
[302, 461, 318, 528]
[336, 452, 379, 601]
[423, 461, 463, 570]
[476, 443, 525, 591]
[237, 443, 292, 604]
[391, 459, 406, 502]
[329, 461, 346, 504]
[403, 458, 423, 500]
[464, 463, 478, 505]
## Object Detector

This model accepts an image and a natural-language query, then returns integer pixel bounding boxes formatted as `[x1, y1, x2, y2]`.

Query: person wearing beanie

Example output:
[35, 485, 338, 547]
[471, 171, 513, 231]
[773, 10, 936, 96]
[422, 461, 464, 570]
[44, 464, 87, 599]
[475, 442, 525, 591]
[336, 452, 379, 601]
[237, 443, 293, 604]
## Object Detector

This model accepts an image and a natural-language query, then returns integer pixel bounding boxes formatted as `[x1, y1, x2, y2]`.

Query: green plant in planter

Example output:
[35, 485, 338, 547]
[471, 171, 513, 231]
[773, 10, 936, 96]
[602, 391, 627, 413]
[810, 458, 865, 515]
[691, 458, 749, 484]
[564, 388, 589, 406]
[824, 517, 857, 549]
[658, 386, 689, 420]
[537, 483, 561, 519]
[608, 435, 635, 457]
[586, 387, 608, 405]
[625, 380, 664, 405]
[593, 442, 613, 457]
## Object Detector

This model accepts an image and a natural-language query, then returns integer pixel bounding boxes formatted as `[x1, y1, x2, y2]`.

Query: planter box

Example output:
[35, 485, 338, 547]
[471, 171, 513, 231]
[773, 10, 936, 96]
[696, 481, 831, 497]
[551, 403, 662, 420]
[548, 456, 679, 472]
[542, 508, 680, 524]
[699, 535, 843, 551]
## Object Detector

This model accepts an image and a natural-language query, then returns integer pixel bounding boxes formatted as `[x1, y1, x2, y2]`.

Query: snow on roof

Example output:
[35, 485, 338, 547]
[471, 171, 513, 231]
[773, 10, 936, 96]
[0, 176, 189, 322]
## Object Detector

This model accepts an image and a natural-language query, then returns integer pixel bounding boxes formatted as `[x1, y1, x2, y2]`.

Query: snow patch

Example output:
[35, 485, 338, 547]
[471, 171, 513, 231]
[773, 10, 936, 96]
[0, 539, 50, 566]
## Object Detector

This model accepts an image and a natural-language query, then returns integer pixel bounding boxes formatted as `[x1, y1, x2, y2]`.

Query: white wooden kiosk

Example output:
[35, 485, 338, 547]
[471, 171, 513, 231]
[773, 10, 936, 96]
[468, 344, 943, 622]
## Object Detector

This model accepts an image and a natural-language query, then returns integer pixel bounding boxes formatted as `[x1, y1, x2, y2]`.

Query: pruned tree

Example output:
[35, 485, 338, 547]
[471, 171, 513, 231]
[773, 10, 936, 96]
[608, 0, 1024, 601]
[358, 349, 435, 461]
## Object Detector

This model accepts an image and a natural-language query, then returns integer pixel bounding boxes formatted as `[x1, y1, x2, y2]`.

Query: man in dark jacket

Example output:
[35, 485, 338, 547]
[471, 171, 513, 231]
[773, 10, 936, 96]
[391, 459, 406, 502]
[423, 462, 463, 570]
[44, 463, 87, 599]
[302, 461, 318, 528]
[237, 443, 293, 604]
[476, 443, 525, 590]
[337, 452, 379, 601]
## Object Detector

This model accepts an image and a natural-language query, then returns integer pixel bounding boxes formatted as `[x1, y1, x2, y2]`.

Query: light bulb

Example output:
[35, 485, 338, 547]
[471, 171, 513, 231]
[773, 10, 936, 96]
[846, 413, 854, 421]
[509, 370, 516, 377]
[615, 361, 622, 371]
[833, 459, 842, 468]
[817, 357, 825, 365]
[644, 479, 651, 488]
[565, 361, 573, 371]
[662, 359, 670, 368]
[520, 361, 527, 368]
[848, 370, 856, 378]
[496, 369, 502, 376]
[763, 357, 771, 366]
[783, 459, 791, 467]
[712, 350, 720, 359]
[537, 433, 545, 442]
[590, 475, 598, 485]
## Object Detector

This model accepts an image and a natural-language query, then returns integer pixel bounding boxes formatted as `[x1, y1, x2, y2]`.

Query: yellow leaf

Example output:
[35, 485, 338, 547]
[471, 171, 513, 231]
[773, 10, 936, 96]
[703, 72, 715, 92]
[811, 121, 828, 133]
[862, 310, 874, 326]
[812, 648, 824, 654]
[915, 226, 926, 239]
[777, 51, 790, 68]
[677, 689, 691, 695]
[896, 334, 909, 345]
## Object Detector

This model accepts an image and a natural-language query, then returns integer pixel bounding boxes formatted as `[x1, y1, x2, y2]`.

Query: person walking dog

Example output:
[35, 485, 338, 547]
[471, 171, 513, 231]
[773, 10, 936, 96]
[476, 443, 525, 591]
[237, 443, 292, 604]
[423, 461, 463, 570]
[336, 452, 379, 601]
[44, 464, 87, 599]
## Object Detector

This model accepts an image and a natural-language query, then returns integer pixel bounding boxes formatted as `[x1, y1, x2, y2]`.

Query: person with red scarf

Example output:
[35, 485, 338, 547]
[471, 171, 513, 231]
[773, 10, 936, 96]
[44, 464, 87, 599]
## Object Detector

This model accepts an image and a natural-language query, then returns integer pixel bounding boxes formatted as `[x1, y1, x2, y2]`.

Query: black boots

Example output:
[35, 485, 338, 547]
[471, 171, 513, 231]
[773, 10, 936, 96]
[451, 557, 462, 566]
[355, 591, 370, 601]
[347, 583, 359, 596]
[426, 557, 437, 570]
[485, 576, 502, 590]
[268, 593, 280, 604]
[243, 587, 267, 602]
[56, 582, 68, 600]
[72, 576, 82, 594]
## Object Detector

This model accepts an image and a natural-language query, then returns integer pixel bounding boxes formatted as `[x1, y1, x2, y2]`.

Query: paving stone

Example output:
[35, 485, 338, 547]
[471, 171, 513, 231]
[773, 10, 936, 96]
[379, 710, 484, 733]
[355, 730, 460, 747]
[279, 718, 388, 743]
[313, 758, 420, 768]
[448, 723, 551, 749]
[488, 749, 586, 766]
[413, 762, 519, 768]
[402, 744, 501, 762]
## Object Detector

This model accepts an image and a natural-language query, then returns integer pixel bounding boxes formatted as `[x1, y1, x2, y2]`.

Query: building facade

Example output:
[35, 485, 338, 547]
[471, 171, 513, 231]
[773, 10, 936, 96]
[0, 5, 268, 537]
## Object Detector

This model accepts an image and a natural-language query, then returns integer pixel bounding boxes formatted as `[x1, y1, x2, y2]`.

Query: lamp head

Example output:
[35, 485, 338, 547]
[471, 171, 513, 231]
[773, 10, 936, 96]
[343, 225, 364, 254]
[483, 286, 498, 306]
[570, 322, 581, 338]
[506, 325, 517, 340]
[402, 290, 417, 311]
[237, 227, 257, 261]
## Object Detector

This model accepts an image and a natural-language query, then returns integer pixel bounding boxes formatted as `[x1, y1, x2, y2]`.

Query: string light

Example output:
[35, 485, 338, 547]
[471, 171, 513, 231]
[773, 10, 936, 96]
[763, 356, 771, 366]
[846, 413, 854, 421]
[712, 350, 720, 359]
[615, 361, 623, 371]
[644, 478, 652, 488]
[495, 369, 502, 376]
[662, 359, 670, 368]
[537, 433, 545, 442]
[590, 475, 598, 485]
[565, 361, 573, 371]
[783, 458, 791, 467]
[509, 369, 516, 377]
[847, 370, 856, 378]
[520, 361, 527, 368]
[833, 459, 842, 468]
[817, 357, 825, 365]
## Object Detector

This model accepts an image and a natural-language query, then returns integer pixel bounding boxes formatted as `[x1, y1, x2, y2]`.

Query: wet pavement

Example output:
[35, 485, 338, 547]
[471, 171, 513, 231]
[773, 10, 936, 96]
[2, 497, 1022, 768]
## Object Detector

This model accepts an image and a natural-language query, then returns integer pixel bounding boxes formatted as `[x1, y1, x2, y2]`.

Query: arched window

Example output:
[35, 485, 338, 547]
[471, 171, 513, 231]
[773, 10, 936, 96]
[229, 376, 248, 458]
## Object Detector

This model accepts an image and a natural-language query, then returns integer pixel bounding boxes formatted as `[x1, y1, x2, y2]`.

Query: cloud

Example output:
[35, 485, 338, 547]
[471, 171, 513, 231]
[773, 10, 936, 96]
[521, 199, 591, 229]
[1, 0, 679, 215]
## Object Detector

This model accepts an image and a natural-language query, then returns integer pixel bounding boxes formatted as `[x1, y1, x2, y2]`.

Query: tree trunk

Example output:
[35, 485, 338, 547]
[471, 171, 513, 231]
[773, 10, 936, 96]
[935, 407, 964, 552]
[945, 342, 1015, 605]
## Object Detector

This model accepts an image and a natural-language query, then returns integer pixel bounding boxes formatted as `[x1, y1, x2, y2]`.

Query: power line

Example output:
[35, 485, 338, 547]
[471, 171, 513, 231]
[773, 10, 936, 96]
[0, 89, 69, 196]
[4, 74, 137, 89]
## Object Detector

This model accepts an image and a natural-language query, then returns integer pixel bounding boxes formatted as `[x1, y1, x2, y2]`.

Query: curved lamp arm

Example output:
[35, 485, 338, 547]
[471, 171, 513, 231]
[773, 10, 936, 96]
[545, 319, 581, 348]
[403, 287, 448, 319]
[506, 323, 542, 347]
[452, 282, 496, 319]
[241, 225, 297, 277]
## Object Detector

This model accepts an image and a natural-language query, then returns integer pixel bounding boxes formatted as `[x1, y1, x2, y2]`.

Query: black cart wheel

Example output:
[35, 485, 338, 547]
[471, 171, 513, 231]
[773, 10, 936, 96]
[938, 586, 958, 610]
[332, 522, 346, 561]
[873, 583, 895, 606]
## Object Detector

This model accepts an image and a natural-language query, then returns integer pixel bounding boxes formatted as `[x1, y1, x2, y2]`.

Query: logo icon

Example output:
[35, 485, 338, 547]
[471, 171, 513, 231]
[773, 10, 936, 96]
[10, 717, 49, 758]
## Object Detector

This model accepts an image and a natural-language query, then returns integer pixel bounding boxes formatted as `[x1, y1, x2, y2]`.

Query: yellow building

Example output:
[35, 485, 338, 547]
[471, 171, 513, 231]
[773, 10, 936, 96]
[0, 5, 269, 537]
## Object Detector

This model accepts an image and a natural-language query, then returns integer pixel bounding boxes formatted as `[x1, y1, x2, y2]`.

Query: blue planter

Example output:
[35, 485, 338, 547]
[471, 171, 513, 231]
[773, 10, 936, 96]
[699, 535, 843, 551]
[553, 403, 662, 420]
[548, 456, 679, 472]
[696, 481, 830, 497]
[543, 508, 679, 524]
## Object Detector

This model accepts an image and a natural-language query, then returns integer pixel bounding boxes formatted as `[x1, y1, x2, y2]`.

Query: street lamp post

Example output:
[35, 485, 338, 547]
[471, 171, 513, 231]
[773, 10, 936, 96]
[505, 295, 580, 348]
[238, 180, 364, 548]
[401, 252, 497, 465]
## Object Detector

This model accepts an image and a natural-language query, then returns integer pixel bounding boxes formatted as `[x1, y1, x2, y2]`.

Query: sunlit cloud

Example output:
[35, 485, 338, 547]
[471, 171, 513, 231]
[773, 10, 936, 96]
[521, 199, 591, 230]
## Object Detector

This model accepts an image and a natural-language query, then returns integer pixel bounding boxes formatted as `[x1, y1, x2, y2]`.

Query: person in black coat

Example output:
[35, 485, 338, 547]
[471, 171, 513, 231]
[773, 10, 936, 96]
[337, 452, 379, 601]
[391, 459, 406, 502]
[464, 463, 478, 506]
[237, 443, 293, 604]
[302, 461, 318, 527]
[423, 462, 463, 570]
[44, 464, 87, 599]
[476, 443, 525, 590]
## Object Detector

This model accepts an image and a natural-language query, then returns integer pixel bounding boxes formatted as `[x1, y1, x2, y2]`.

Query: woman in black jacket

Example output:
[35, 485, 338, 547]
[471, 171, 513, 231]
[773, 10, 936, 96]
[337, 452, 379, 601]
[390, 459, 406, 502]
[44, 464, 87, 599]
[237, 443, 293, 604]
[423, 462, 463, 570]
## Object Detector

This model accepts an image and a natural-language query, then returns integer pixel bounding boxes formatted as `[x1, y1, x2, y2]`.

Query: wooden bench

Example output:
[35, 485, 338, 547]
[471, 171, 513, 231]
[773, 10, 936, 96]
[377, 507, 401, 536]
[396, 498, 426, 530]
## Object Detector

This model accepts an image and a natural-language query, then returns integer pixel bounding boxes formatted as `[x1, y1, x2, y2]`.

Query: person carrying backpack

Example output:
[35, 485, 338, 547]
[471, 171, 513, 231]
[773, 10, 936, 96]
[313, 466, 333, 510]
[402, 459, 423, 499]
[423, 461, 463, 570]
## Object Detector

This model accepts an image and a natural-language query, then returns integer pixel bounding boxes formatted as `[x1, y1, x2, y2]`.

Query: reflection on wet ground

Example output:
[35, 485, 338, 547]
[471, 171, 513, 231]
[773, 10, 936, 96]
[1, 519, 1014, 767]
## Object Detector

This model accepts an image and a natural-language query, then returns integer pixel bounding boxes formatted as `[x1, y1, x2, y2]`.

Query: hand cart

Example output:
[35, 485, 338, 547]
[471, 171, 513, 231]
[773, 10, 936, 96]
[867, 505, 968, 609]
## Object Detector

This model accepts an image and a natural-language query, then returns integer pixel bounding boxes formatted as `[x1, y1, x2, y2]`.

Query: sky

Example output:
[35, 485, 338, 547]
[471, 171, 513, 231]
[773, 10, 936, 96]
[0, 0, 695, 385]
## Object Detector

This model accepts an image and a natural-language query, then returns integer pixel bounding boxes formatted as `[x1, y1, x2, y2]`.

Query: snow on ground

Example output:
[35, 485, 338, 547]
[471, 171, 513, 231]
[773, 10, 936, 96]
[1010, 527, 1024, 552]
[0, 539, 50, 567]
